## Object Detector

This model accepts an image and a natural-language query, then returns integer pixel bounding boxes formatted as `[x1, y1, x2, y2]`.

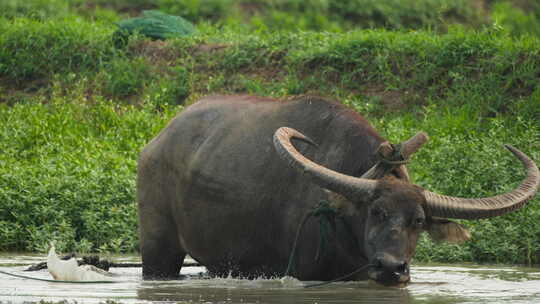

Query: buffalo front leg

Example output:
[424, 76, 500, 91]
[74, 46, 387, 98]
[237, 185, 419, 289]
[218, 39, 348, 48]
[138, 169, 186, 280]
[139, 205, 186, 279]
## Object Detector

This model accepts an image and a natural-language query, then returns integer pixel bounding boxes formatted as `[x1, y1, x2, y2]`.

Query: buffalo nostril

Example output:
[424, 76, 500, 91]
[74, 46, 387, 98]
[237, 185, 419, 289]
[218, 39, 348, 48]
[397, 262, 408, 274]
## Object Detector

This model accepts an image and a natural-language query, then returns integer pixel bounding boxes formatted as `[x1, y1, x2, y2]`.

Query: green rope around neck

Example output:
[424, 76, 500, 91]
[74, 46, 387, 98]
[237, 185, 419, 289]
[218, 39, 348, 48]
[313, 201, 338, 262]
[285, 201, 351, 276]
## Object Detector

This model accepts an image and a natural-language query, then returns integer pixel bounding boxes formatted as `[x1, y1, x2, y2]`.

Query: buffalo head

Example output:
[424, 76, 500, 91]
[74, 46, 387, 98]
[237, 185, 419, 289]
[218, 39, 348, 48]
[274, 127, 539, 287]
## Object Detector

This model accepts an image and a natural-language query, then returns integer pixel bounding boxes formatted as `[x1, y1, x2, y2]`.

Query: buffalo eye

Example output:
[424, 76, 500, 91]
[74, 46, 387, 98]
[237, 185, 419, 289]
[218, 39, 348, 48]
[371, 207, 387, 221]
[413, 217, 425, 229]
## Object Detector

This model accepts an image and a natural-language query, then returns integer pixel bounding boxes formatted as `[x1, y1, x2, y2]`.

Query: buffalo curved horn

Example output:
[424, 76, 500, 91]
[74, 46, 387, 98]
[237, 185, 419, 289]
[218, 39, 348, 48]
[423, 145, 540, 219]
[273, 127, 376, 200]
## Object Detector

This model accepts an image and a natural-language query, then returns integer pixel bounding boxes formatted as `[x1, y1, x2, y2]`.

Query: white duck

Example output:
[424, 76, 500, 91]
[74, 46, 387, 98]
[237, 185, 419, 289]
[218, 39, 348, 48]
[47, 243, 115, 282]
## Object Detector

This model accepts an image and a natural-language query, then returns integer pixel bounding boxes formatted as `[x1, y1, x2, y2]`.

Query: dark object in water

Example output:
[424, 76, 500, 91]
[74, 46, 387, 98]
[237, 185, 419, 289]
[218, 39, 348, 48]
[25, 253, 74, 271]
[25, 254, 201, 272]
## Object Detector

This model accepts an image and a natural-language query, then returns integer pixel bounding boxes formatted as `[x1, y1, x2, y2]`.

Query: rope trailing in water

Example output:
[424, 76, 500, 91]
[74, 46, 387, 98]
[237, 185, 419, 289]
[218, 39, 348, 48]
[303, 263, 372, 288]
[0, 269, 118, 284]
[284, 201, 370, 288]
[284, 208, 314, 277]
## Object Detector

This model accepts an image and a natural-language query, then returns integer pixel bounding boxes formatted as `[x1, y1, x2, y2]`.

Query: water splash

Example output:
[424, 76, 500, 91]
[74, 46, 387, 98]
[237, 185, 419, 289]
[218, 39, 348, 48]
[279, 275, 303, 288]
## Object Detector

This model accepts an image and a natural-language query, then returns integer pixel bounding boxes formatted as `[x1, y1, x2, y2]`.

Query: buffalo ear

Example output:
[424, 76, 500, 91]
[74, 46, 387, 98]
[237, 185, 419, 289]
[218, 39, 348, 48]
[425, 217, 471, 244]
[323, 189, 357, 216]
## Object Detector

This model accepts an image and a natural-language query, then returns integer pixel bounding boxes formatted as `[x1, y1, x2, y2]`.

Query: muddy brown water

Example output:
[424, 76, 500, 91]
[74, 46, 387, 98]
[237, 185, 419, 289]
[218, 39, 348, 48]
[1, 254, 539, 304]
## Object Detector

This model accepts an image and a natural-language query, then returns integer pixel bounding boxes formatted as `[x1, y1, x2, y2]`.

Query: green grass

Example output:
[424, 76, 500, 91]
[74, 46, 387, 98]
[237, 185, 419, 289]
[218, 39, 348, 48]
[0, 0, 70, 20]
[0, 1, 539, 265]
[0, 17, 116, 84]
[2, 0, 540, 37]
[492, 1, 540, 38]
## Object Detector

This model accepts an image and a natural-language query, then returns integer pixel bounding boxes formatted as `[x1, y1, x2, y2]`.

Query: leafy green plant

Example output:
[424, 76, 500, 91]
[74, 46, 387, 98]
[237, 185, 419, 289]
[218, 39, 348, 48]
[0, 93, 177, 253]
[113, 10, 196, 47]
[148, 66, 191, 108]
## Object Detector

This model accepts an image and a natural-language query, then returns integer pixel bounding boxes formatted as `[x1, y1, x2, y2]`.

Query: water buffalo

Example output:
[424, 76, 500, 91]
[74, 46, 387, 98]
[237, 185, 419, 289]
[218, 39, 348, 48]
[137, 95, 539, 286]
